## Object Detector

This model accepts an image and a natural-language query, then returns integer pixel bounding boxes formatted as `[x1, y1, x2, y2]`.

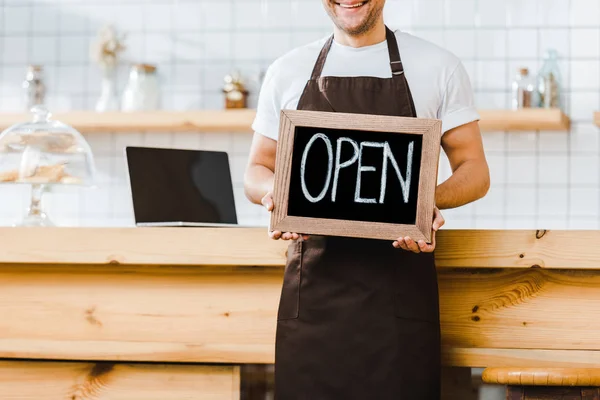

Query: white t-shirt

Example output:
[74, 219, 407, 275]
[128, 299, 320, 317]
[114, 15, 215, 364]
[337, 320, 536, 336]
[252, 29, 479, 141]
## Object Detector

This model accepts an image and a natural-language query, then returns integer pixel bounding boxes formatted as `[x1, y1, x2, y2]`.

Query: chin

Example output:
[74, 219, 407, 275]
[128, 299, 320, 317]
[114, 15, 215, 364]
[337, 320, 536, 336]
[338, 20, 371, 36]
[326, 1, 382, 36]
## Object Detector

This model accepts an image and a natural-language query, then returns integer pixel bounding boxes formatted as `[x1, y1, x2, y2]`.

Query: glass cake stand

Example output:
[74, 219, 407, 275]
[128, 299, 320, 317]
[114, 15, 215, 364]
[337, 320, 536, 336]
[0, 106, 96, 227]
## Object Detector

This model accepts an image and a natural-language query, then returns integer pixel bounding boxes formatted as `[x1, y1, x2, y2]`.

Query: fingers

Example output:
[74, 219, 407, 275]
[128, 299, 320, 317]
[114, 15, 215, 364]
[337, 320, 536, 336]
[432, 207, 445, 231]
[417, 240, 435, 253]
[281, 232, 300, 240]
[403, 236, 421, 253]
[393, 237, 409, 251]
[392, 236, 419, 252]
[261, 193, 274, 212]
[394, 236, 435, 253]
[268, 231, 301, 241]
[281, 232, 292, 240]
[269, 230, 282, 240]
[418, 230, 437, 253]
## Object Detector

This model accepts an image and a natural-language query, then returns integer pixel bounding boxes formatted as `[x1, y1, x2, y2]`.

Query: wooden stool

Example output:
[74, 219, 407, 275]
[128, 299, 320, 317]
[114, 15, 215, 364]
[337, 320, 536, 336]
[482, 368, 600, 399]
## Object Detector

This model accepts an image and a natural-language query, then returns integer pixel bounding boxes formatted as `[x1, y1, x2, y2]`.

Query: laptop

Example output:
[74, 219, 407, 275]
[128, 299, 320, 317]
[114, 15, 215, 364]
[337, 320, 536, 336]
[125, 146, 238, 227]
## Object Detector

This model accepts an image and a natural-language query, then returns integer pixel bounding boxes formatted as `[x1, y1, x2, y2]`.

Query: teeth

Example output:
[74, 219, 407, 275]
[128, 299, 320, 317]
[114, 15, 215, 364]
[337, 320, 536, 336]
[339, 2, 364, 8]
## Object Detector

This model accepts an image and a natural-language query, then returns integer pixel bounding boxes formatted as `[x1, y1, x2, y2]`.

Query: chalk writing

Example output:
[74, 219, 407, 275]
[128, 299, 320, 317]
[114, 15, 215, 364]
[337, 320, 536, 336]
[332, 138, 359, 202]
[300, 133, 414, 205]
[382, 141, 413, 204]
[300, 133, 333, 203]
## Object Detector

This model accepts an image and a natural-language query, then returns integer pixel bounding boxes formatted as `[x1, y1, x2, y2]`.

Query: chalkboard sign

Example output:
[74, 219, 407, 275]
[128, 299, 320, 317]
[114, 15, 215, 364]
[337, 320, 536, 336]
[271, 110, 442, 242]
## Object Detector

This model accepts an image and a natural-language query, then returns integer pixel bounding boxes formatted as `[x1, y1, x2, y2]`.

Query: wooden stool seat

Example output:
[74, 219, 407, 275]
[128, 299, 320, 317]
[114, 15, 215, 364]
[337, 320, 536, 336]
[483, 368, 600, 387]
[483, 368, 600, 399]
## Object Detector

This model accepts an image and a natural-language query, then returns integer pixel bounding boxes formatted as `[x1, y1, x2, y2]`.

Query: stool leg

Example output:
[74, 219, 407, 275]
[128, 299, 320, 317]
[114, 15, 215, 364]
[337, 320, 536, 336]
[506, 386, 524, 400]
[582, 388, 600, 400]
[441, 367, 476, 400]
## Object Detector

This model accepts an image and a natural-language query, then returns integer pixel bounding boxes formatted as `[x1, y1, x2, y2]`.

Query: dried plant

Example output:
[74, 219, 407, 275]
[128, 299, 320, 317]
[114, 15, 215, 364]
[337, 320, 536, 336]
[90, 25, 126, 71]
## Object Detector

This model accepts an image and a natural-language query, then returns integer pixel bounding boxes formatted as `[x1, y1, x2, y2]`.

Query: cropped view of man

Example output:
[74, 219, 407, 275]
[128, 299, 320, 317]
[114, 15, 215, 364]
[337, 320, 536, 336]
[244, 0, 490, 398]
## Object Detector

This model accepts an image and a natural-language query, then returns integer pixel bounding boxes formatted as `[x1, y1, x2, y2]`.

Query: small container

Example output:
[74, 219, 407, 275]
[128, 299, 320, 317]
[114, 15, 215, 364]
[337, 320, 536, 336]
[22, 65, 46, 111]
[511, 67, 535, 110]
[121, 64, 160, 112]
[537, 49, 562, 109]
[0, 106, 96, 226]
[222, 71, 249, 109]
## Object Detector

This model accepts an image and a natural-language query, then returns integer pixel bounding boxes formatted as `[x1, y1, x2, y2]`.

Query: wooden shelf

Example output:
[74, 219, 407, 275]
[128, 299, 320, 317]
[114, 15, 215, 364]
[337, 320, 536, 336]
[0, 108, 570, 134]
[593, 112, 600, 127]
[478, 108, 570, 132]
[0, 109, 257, 133]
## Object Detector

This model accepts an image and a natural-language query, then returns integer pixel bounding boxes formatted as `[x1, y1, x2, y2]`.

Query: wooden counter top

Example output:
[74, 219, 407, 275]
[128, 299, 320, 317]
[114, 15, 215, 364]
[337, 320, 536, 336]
[0, 226, 599, 386]
[0, 227, 597, 269]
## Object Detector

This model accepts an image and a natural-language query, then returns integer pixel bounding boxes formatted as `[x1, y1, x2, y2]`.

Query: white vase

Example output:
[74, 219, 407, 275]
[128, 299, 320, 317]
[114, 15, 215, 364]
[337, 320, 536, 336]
[95, 68, 119, 112]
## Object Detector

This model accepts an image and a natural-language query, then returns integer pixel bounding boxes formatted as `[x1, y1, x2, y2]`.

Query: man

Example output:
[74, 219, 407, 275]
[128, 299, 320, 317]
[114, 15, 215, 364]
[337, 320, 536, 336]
[244, 0, 490, 398]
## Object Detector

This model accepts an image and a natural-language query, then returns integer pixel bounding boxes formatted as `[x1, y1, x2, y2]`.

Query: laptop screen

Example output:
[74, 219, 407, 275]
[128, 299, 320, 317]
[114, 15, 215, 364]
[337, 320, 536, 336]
[125, 146, 238, 225]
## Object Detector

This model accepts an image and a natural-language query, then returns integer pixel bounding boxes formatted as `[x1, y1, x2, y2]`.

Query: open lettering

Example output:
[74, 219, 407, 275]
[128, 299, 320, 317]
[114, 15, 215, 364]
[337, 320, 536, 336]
[300, 134, 414, 204]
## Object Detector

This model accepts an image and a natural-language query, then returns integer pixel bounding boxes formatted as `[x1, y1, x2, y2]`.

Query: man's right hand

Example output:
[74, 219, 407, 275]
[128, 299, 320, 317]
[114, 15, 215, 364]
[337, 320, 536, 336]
[262, 192, 308, 241]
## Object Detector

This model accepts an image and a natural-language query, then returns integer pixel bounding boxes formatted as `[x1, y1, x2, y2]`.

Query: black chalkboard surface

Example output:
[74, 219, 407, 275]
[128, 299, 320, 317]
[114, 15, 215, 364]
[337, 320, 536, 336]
[271, 110, 442, 242]
[288, 126, 423, 225]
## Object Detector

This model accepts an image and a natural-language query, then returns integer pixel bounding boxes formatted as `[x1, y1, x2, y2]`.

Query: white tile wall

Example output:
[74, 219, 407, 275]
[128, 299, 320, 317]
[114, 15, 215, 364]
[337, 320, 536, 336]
[0, 0, 598, 231]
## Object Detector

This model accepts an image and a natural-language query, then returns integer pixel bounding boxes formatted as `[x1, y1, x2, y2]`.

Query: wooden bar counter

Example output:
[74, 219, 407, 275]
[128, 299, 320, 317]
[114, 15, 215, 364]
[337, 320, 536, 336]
[0, 227, 599, 399]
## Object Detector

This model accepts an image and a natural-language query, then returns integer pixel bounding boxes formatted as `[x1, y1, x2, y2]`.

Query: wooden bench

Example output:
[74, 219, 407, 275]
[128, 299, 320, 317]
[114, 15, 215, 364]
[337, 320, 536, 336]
[482, 368, 600, 399]
[0, 227, 599, 399]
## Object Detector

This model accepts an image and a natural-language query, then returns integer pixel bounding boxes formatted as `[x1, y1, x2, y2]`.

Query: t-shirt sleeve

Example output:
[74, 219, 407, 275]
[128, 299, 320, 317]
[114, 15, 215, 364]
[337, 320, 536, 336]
[251, 63, 281, 141]
[438, 61, 480, 134]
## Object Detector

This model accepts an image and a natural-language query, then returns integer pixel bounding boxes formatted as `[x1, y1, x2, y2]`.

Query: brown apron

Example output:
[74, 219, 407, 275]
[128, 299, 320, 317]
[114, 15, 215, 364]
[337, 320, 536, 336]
[275, 27, 441, 399]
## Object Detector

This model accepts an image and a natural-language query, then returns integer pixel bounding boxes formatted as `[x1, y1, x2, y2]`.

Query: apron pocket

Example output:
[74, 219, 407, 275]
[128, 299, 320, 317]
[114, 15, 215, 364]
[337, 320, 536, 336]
[393, 252, 440, 323]
[277, 240, 302, 321]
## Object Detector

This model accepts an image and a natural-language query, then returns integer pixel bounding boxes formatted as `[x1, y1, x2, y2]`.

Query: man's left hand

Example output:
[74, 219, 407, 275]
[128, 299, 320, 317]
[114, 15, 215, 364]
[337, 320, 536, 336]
[393, 207, 445, 253]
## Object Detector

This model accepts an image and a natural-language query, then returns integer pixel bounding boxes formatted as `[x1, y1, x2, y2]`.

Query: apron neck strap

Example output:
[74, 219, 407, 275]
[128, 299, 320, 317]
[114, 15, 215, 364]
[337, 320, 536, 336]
[309, 26, 405, 80]
[385, 27, 405, 77]
[310, 35, 335, 80]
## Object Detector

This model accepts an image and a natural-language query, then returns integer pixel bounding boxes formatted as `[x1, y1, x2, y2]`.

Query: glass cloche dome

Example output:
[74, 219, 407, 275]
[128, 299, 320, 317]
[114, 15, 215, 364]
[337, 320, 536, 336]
[0, 106, 96, 227]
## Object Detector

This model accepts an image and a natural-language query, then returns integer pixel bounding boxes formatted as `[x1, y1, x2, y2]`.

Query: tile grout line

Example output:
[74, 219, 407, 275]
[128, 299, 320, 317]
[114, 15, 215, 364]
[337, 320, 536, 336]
[502, 0, 509, 229]
[534, 2, 541, 229]
[566, 0, 573, 228]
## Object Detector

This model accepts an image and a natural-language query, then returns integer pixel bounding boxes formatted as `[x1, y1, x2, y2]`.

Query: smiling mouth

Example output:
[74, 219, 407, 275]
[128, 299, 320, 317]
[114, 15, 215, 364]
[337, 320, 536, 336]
[335, 1, 368, 9]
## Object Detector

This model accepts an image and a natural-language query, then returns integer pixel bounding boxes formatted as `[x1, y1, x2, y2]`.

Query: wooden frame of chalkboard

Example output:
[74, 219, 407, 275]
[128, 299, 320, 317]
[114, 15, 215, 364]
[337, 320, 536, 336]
[271, 110, 442, 243]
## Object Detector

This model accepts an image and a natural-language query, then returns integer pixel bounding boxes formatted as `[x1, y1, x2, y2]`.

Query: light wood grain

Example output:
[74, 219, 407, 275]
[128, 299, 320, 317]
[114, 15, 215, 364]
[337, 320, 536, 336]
[0, 227, 286, 266]
[482, 367, 600, 386]
[435, 229, 600, 270]
[0, 110, 256, 133]
[271, 109, 441, 241]
[280, 109, 441, 133]
[479, 109, 570, 131]
[0, 108, 570, 134]
[274, 216, 428, 242]
[270, 110, 294, 232]
[439, 268, 600, 350]
[1, 228, 600, 269]
[0, 264, 600, 365]
[415, 119, 442, 243]
[0, 265, 280, 363]
[0, 109, 565, 134]
[444, 348, 600, 368]
[0, 361, 240, 400]
[594, 111, 600, 128]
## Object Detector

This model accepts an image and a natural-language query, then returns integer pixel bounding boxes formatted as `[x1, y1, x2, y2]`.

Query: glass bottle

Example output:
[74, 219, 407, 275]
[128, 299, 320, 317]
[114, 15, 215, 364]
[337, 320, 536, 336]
[22, 65, 46, 111]
[95, 67, 120, 112]
[511, 67, 535, 110]
[121, 64, 160, 112]
[537, 49, 562, 109]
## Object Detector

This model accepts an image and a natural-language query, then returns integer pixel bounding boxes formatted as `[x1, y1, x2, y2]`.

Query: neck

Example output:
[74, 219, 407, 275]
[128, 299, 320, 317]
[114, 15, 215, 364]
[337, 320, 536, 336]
[333, 20, 386, 47]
